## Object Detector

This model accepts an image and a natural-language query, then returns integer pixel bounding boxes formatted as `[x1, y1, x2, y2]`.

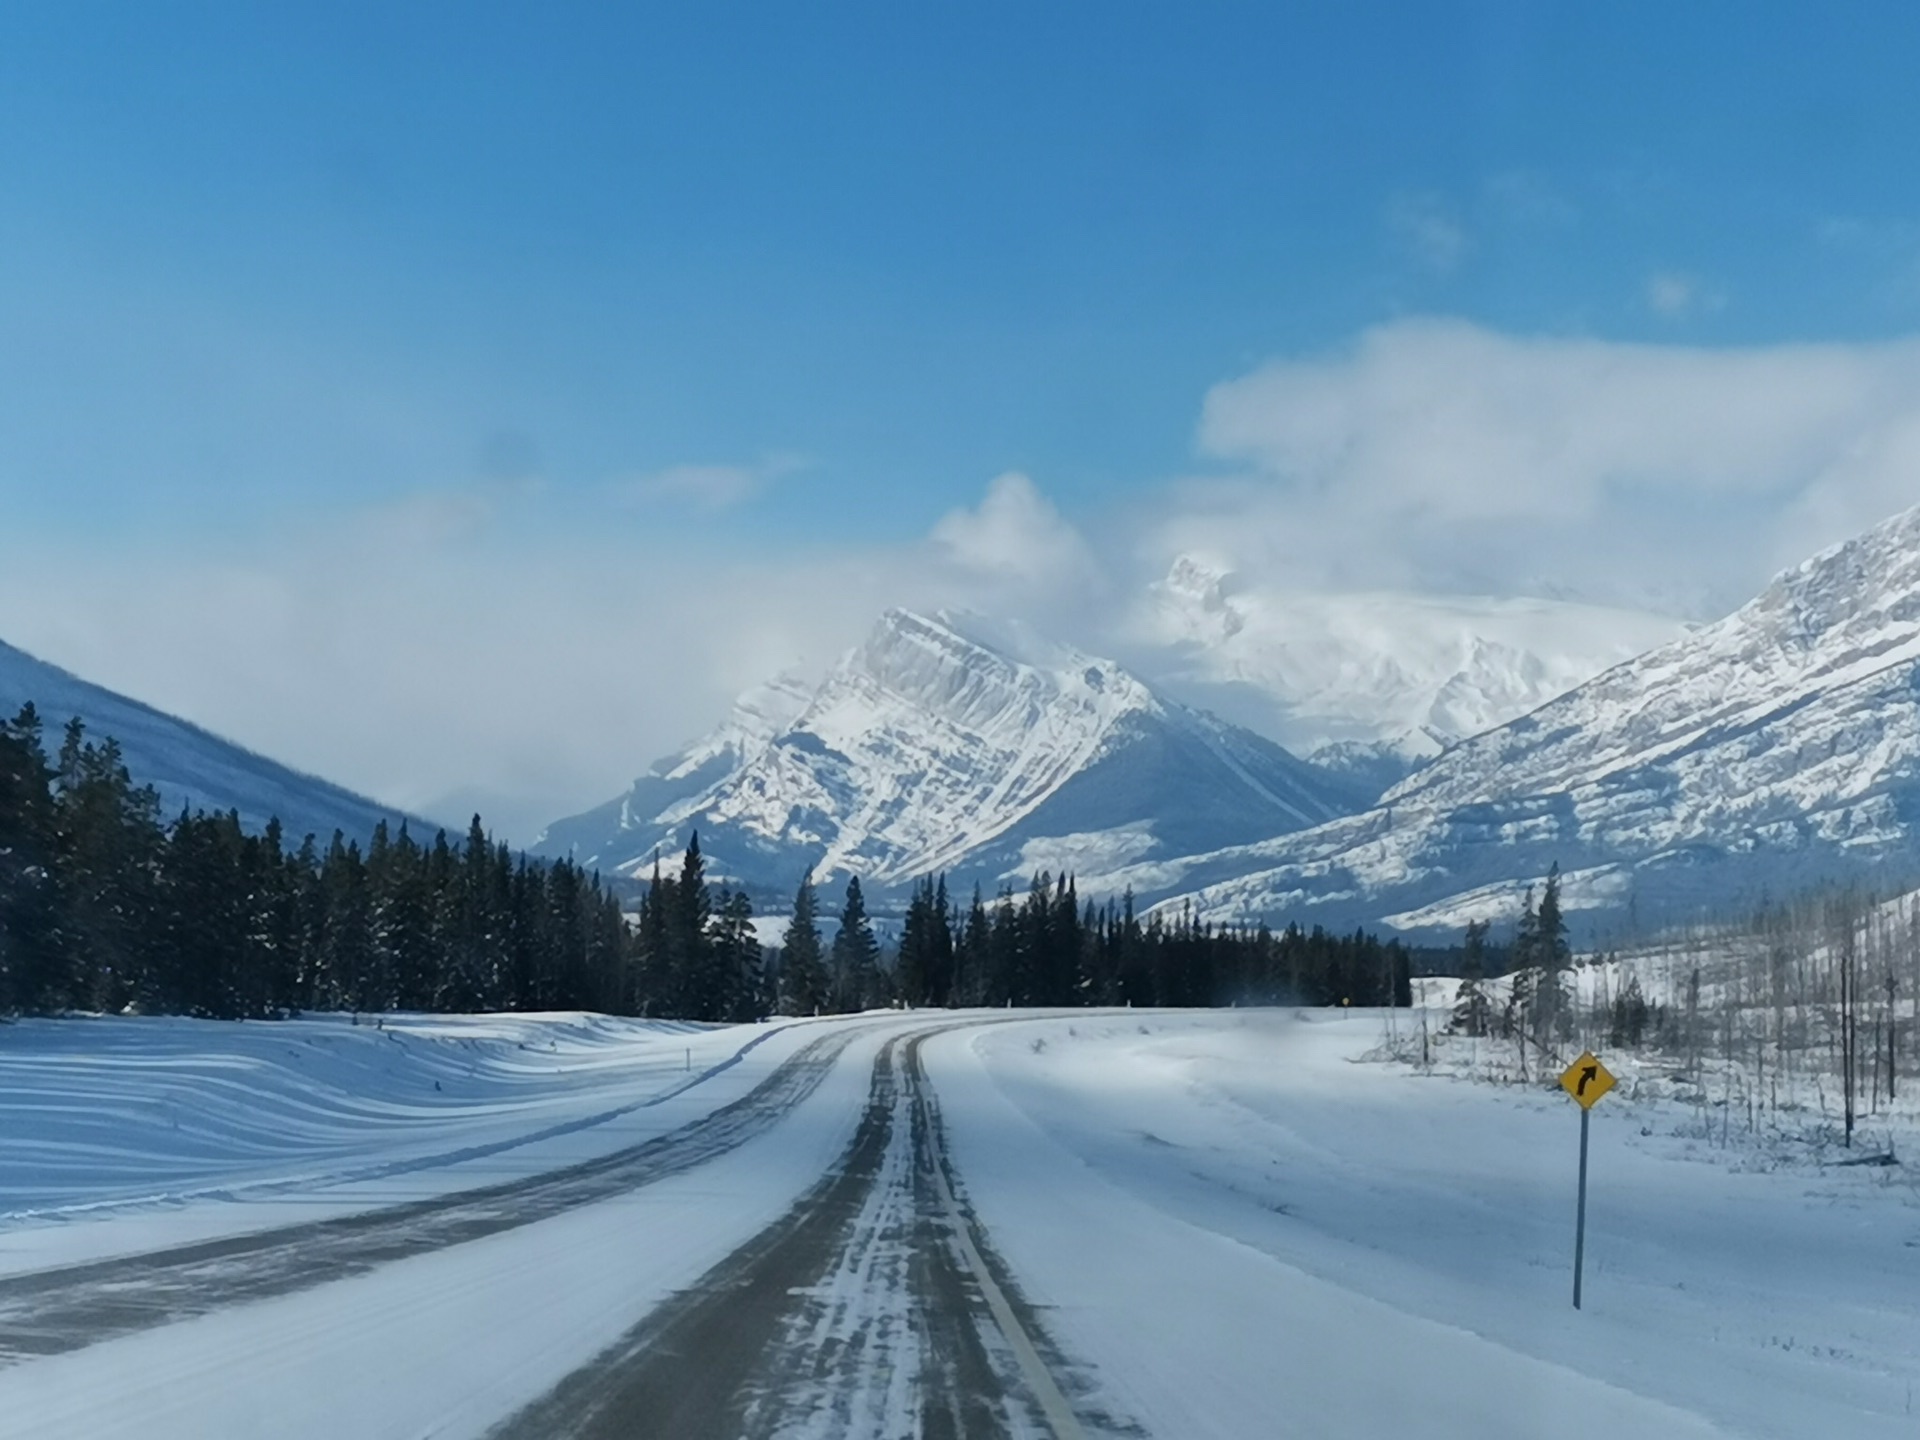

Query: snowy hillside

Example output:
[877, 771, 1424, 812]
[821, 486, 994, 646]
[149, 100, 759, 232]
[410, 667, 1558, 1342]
[1132, 555, 1686, 790]
[0, 636, 429, 845]
[1128, 503, 1920, 937]
[533, 673, 812, 873]
[535, 609, 1360, 898]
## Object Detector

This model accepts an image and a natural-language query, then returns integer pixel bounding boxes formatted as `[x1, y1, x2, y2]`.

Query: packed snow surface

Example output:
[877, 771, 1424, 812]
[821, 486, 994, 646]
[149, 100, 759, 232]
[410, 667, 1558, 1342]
[0, 1012, 736, 1222]
[0, 1007, 1909, 1437]
[935, 1011, 1916, 1439]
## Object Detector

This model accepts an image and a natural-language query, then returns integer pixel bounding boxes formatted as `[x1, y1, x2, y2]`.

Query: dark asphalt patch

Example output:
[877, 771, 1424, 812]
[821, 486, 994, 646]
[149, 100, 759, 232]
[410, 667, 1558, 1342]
[487, 1023, 1115, 1440]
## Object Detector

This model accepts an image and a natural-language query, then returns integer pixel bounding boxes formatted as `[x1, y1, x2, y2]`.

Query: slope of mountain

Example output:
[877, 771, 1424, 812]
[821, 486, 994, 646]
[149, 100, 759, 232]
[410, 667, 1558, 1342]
[1131, 556, 1687, 792]
[534, 673, 813, 869]
[0, 638, 429, 844]
[534, 609, 1361, 899]
[1125, 504, 1920, 938]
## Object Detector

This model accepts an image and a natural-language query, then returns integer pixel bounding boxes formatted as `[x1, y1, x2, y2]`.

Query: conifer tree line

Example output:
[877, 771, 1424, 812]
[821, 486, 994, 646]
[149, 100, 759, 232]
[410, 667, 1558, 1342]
[771, 869, 1414, 1014]
[0, 707, 629, 1019]
[2, 704, 1415, 1021]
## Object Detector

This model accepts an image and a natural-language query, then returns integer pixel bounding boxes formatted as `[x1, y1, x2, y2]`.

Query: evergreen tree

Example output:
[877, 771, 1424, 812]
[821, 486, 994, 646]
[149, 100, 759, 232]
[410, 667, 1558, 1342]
[635, 852, 670, 1016]
[896, 876, 953, 1007]
[831, 876, 881, 1011]
[667, 835, 713, 1016]
[0, 700, 1469, 1026]
[320, 833, 374, 1011]
[954, 884, 991, 1007]
[1609, 970, 1650, 1049]
[0, 705, 66, 1013]
[777, 870, 829, 1015]
[438, 817, 495, 1012]
[711, 887, 762, 1022]
[1451, 918, 1494, 1036]
[1113, 887, 1149, 1005]
[928, 875, 955, 1005]
[372, 823, 435, 1010]
[1533, 862, 1572, 1047]
[52, 720, 163, 1012]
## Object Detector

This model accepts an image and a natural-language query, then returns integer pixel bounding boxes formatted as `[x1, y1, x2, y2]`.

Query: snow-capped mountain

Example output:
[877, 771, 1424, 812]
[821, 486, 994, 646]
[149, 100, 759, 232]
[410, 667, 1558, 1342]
[534, 608, 1361, 899]
[536, 672, 814, 868]
[1125, 503, 1920, 938]
[0, 637, 428, 845]
[1132, 556, 1686, 791]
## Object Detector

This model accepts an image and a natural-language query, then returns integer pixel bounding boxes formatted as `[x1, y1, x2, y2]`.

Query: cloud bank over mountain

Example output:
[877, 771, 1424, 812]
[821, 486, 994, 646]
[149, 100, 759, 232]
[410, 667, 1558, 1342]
[8, 319, 1920, 841]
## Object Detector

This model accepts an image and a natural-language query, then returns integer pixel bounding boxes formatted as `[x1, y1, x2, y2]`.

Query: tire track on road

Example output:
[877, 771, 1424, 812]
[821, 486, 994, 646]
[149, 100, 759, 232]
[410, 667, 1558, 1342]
[0, 1027, 864, 1366]
[487, 1021, 1107, 1440]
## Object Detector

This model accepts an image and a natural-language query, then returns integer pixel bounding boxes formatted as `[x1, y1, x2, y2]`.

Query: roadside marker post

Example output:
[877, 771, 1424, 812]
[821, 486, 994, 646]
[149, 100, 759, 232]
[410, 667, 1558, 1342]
[1558, 1050, 1615, 1310]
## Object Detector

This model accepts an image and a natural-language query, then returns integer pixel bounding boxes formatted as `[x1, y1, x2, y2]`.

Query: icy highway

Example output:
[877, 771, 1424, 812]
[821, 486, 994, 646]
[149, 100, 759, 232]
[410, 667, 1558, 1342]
[0, 1010, 1908, 1438]
[0, 1013, 1103, 1438]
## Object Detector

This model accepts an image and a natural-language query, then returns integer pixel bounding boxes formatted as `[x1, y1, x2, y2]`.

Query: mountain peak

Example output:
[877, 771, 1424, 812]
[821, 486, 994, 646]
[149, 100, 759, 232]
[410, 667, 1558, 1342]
[1137, 501, 1920, 939]
[1751, 499, 1920, 640]
[837, 608, 1150, 735]
[1148, 555, 1245, 644]
[1129, 574, 1685, 762]
[535, 609, 1351, 897]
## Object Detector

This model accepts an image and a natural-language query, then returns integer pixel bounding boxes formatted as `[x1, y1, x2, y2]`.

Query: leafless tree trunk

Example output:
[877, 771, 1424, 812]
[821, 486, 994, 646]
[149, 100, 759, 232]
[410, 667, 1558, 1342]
[1838, 903, 1857, 1149]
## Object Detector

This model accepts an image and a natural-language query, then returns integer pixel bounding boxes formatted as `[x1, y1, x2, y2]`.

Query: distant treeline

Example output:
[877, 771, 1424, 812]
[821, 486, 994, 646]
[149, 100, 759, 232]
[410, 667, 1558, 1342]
[0, 704, 1413, 1021]
[763, 870, 1414, 1014]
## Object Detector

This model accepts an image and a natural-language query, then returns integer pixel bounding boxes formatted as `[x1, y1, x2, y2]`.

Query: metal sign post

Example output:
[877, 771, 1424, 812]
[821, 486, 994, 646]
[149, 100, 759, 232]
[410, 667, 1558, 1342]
[1573, 1105, 1591, 1309]
[1558, 1050, 1615, 1310]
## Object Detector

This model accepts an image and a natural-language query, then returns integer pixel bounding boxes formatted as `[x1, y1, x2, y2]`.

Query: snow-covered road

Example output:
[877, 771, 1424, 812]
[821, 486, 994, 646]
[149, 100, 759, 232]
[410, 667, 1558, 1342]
[0, 1008, 1908, 1437]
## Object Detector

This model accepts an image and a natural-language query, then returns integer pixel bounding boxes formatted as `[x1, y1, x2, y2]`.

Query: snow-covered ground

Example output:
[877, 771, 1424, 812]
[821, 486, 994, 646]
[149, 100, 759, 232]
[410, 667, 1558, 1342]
[0, 1007, 1911, 1437]
[0, 1010, 902, 1439]
[0, 1010, 810, 1274]
[934, 1009, 1918, 1439]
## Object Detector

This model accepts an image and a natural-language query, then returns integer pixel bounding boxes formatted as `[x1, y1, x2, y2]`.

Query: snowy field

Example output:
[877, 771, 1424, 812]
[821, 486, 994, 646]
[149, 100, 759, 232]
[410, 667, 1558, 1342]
[0, 1010, 811, 1274]
[936, 1010, 1918, 1438]
[0, 1007, 1911, 1437]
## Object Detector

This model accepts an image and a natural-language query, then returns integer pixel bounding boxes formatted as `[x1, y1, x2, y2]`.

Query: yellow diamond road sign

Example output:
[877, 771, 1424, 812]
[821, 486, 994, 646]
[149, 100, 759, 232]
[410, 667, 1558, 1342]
[1560, 1051, 1615, 1109]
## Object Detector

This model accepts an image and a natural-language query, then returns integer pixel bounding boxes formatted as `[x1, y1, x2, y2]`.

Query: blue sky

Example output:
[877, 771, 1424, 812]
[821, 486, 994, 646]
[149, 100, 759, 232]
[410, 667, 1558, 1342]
[6, 4, 1920, 831]
[8, 3, 1920, 541]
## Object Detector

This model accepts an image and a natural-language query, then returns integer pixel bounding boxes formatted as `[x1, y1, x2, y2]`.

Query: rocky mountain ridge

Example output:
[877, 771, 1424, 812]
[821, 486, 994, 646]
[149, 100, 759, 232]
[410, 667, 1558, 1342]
[534, 608, 1361, 900]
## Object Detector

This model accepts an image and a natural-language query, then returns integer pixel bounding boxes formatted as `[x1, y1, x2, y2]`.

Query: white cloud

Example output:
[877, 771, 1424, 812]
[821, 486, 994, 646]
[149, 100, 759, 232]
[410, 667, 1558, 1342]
[1188, 318, 1920, 611]
[0, 471, 1103, 845]
[619, 455, 802, 511]
[1386, 191, 1470, 273]
[1645, 270, 1724, 318]
[13, 322, 1920, 840]
[930, 471, 1100, 590]
[0, 508, 889, 844]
